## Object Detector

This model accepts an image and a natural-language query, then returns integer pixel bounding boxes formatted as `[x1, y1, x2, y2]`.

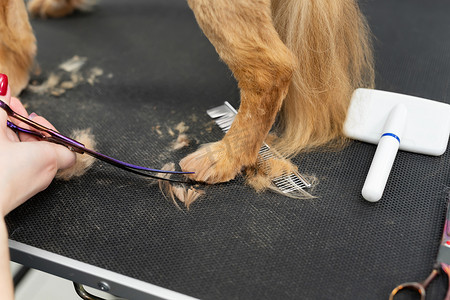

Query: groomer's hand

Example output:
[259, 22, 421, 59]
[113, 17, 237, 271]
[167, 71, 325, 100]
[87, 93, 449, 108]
[0, 74, 76, 217]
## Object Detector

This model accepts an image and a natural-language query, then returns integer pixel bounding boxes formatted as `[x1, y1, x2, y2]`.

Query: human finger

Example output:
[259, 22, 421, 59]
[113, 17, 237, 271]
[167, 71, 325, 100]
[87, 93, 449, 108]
[8, 97, 34, 141]
[1, 141, 75, 215]
[19, 115, 76, 169]
[9, 97, 30, 124]
[52, 140, 77, 170]
[0, 74, 12, 137]
[18, 114, 57, 142]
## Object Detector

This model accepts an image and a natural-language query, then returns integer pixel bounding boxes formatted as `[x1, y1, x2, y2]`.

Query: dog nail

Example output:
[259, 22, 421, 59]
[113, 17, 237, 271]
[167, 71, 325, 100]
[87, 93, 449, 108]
[0, 74, 8, 96]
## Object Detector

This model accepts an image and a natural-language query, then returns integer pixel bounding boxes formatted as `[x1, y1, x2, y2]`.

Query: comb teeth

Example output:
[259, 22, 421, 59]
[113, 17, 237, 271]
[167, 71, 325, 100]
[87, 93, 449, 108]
[257, 144, 276, 174]
[206, 102, 237, 133]
[207, 101, 311, 194]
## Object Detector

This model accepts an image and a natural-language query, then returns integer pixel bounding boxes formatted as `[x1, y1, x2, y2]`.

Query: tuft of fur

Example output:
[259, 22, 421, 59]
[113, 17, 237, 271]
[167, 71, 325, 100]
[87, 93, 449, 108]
[172, 185, 205, 210]
[0, 0, 36, 96]
[158, 163, 205, 210]
[27, 72, 61, 95]
[58, 55, 87, 73]
[245, 154, 317, 199]
[271, 0, 374, 156]
[27, 56, 104, 97]
[174, 122, 189, 134]
[56, 128, 97, 180]
[171, 133, 190, 151]
[28, 0, 97, 19]
[171, 122, 190, 150]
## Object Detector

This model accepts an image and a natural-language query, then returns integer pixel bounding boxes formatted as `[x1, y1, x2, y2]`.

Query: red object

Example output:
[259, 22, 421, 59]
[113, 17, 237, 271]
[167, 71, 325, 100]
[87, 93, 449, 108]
[0, 74, 8, 96]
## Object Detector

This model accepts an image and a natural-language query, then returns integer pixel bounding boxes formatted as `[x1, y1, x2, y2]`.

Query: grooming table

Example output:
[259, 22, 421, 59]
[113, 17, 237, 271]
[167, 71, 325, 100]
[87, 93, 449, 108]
[6, 0, 450, 299]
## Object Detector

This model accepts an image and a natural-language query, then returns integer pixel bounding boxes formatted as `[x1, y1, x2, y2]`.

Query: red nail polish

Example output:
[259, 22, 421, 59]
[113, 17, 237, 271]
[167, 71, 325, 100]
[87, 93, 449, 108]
[0, 74, 8, 96]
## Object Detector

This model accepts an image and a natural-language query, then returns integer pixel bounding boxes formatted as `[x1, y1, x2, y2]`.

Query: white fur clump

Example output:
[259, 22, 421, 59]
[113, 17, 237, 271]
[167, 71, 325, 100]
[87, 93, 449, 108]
[74, 0, 98, 12]
[56, 128, 97, 180]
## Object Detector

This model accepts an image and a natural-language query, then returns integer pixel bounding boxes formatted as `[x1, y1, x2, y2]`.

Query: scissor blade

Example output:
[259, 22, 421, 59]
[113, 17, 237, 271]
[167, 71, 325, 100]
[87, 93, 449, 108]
[437, 197, 450, 266]
[2, 98, 194, 179]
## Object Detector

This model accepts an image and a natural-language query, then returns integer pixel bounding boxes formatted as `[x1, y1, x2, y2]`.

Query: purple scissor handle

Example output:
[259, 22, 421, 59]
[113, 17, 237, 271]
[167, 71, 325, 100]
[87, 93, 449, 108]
[390, 197, 450, 300]
[0, 99, 194, 183]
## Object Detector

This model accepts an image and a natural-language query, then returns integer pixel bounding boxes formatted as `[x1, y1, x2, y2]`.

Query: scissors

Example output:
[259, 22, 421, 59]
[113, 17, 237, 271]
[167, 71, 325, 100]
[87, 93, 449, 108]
[0, 99, 193, 183]
[390, 197, 450, 300]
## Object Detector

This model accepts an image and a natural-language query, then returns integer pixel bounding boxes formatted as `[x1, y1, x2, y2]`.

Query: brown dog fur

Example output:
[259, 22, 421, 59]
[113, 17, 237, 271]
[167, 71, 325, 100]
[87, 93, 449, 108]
[180, 0, 374, 184]
[272, 0, 374, 156]
[0, 0, 374, 188]
[0, 0, 36, 96]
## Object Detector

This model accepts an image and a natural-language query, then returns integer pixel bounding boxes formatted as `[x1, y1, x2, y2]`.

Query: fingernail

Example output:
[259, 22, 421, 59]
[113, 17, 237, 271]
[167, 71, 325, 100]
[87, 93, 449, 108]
[29, 112, 38, 120]
[0, 74, 8, 96]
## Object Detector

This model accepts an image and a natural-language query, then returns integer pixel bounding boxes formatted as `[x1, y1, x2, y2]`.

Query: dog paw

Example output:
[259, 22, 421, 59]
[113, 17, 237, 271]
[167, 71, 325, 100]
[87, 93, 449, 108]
[28, 0, 77, 18]
[179, 141, 244, 184]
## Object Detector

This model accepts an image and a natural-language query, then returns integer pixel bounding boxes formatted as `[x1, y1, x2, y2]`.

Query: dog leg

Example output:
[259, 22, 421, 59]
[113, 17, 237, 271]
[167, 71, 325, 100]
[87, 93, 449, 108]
[0, 1, 36, 96]
[180, 0, 296, 184]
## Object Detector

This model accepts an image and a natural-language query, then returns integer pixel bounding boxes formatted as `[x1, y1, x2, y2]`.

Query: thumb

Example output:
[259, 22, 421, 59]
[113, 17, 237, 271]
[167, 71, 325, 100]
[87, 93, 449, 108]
[5, 141, 75, 213]
[21, 114, 76, 169]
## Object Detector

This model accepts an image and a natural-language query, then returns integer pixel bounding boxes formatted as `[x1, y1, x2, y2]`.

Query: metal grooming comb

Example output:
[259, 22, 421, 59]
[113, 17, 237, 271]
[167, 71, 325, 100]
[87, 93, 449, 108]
[207, 101, 311, 196]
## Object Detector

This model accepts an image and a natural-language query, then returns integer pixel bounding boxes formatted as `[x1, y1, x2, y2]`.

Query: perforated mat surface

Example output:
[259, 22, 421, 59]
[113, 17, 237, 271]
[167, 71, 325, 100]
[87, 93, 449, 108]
[5, 0, 450, 299]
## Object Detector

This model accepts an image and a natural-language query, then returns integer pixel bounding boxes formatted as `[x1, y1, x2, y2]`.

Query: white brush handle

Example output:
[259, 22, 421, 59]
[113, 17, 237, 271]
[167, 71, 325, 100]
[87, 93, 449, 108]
[362, 103, 408, 202]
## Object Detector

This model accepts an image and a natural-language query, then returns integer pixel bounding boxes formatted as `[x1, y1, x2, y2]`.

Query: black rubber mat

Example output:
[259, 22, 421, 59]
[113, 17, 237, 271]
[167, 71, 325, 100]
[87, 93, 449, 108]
[5, 0, 450, 299]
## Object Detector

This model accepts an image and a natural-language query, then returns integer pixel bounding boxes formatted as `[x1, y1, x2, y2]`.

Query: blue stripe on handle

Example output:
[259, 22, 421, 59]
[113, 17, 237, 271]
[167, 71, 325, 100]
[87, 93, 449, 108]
[381, 132, 400, 143]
